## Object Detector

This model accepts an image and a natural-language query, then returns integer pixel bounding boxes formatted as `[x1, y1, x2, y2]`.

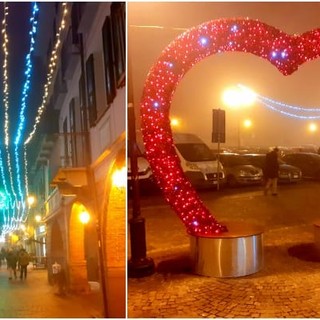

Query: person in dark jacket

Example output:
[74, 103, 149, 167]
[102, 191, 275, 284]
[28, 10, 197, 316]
[18, 248, 30, 280]
[264, 147, 280, 196]
[6, 248, 18, 280]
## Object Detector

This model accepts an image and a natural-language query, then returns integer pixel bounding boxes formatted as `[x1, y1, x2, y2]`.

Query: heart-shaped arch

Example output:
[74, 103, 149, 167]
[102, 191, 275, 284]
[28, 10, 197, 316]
[140, 18, 320, 237]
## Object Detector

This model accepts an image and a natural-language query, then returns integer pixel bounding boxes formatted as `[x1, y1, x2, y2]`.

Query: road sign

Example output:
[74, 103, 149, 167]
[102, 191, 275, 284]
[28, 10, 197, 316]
[212, 109, 225, 143]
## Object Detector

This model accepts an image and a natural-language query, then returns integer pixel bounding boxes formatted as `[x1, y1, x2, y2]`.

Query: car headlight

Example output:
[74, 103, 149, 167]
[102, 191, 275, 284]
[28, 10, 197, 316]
[186, 161, 199, 170]
[239, 170, 247, 176]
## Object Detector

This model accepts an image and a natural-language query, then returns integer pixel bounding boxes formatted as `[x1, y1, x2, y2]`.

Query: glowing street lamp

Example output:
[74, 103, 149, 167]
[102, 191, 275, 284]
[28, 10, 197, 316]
[222, 85, 256, 148]
[27, 195, 36, 207]
[112, 166, 126, 188]
[170, 117, 181, 128]
[79, 210, 90, 224]
[308, 123, 317, 133]
[243, 119, 252, 129]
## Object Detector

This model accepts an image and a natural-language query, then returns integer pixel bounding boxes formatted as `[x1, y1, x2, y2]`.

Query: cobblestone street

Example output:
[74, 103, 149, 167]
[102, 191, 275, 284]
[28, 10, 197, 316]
[128, 182, 320, 318]
[0, 265, 103, 318]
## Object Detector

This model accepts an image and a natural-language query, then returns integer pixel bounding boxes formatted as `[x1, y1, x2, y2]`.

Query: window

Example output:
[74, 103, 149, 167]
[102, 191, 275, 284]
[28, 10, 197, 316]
[111, 3, 125, 86]
[62, 119, 71, 167]
[85, 54, 97, 126]
[102, 16, 116, 105]
[69, 99, 78, 166]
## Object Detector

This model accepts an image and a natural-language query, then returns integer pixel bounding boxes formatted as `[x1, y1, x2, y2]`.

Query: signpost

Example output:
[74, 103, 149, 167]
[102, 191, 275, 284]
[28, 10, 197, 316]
[212, 109, 226, 190]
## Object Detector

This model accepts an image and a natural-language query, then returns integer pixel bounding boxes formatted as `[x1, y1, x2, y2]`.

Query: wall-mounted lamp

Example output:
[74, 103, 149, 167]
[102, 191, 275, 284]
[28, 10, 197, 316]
[112, 166, 126, 188]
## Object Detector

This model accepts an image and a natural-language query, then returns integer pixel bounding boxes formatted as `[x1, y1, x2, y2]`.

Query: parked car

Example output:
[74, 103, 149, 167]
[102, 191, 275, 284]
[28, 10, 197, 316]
[241, 154, 302, 183]
[173, 132, 225, 188]
[282, 152, 320, 180]
[218, 153, 263, 187]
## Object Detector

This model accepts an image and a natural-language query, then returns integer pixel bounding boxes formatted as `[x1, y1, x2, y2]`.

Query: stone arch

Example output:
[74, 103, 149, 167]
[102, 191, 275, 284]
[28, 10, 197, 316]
[47, 219, 65, 284]
[68, 201, 91, 293]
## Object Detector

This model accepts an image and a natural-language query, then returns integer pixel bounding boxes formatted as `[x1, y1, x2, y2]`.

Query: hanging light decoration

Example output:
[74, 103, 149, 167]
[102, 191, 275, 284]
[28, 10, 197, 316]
[140, 18, 320, 237]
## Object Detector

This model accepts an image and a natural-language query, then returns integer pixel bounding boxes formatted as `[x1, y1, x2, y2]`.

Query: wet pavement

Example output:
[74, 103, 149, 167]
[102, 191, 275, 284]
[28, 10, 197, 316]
[0, 264, 103, 318]
[128, 181, 320, 318]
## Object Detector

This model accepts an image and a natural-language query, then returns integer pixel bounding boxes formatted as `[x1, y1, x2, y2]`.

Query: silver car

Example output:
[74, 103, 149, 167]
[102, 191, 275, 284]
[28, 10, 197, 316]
[219, 153, 263, 187]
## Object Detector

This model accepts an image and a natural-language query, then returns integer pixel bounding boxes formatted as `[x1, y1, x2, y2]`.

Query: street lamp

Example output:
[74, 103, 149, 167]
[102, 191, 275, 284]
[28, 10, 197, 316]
[222, 85, 256, 148]
[112, 166, 126, 188]
[79, 210, 90, 224]
[170, 117, 181, 128]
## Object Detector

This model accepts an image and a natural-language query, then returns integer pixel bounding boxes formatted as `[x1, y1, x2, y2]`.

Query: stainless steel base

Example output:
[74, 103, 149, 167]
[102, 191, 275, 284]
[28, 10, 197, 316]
[190, 221, 264, 277]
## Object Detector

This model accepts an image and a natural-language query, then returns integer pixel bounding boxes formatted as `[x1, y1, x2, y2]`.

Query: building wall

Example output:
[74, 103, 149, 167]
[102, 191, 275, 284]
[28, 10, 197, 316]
[32, 2, 126, 317]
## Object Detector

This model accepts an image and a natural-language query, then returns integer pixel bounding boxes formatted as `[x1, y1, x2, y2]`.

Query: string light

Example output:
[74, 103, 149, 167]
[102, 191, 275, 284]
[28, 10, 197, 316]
[140, 17, 320, 237]
[14, 2, 39, 222]
[24, 3, 69, 145]
[238, 84, 320, 119]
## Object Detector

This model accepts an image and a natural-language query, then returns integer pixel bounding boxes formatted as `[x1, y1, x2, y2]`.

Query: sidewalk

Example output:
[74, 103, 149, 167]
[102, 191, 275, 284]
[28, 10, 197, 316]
[0, 265, 103, 318]
[128, 182, 320, 318]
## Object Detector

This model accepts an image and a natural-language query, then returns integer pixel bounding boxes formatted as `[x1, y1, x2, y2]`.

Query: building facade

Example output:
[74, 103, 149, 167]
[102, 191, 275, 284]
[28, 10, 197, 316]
[28, 3, 126, 317]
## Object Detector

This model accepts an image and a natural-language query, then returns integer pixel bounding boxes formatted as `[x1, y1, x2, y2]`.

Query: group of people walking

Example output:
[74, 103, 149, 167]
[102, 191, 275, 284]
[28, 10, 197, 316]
[0, 246, 31, 280]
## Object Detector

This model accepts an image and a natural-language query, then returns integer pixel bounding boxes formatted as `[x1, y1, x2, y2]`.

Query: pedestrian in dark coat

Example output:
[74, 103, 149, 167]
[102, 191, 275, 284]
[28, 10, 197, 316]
[6, 248, 18, 280]
[264, 147, 280, 196]
[18, 248, 30, 280]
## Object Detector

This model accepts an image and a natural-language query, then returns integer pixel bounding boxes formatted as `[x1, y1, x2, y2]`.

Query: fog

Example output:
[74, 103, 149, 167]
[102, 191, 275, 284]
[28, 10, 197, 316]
[128, 2, 320, 150]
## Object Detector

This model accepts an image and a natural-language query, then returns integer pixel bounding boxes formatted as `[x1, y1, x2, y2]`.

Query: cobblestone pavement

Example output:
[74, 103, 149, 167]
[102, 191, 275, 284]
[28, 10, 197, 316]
[128, 182, 320, 318]
[0, 265, 103, 318]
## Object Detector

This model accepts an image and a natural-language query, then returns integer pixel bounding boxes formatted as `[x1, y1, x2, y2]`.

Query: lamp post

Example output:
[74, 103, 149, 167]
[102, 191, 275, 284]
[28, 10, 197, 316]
[128, 104, 155, 278]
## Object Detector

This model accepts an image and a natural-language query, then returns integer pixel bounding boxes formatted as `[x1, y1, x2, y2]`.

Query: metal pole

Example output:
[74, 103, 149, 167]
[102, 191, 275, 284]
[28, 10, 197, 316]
[128, 104, 155, 278]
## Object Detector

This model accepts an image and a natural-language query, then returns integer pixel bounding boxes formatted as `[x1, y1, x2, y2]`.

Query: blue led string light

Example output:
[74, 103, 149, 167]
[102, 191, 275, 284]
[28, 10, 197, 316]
[238, 84, 320, 120]
[14, 2, 39, 223]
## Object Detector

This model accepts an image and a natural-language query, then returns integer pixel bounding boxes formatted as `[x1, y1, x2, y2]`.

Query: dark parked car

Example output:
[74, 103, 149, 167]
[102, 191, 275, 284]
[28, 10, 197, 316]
[241, 154, 302, 183]
[282, 152, 320, 180]
[218, 153, 263, 187]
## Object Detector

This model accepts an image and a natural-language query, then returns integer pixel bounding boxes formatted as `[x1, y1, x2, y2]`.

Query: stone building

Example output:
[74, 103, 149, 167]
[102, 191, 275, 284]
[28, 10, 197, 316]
[27, 3, 126, 317]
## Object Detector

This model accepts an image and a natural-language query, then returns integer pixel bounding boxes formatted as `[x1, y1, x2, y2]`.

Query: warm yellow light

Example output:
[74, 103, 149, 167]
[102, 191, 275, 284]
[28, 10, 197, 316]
[20, 224, 26, 231]
[309, 123, 317, 133]
[170, 118, 180, 127]
[222, 85, 256, 108]
[35, 215, 41, 222]
[11, 234, 19, 243]
[79, 210, 90, 224]
[243, 119, 252, 128]
[27, 195, 36, 206]
[112, 167, 126, 188]
[222, 87, 241, 108]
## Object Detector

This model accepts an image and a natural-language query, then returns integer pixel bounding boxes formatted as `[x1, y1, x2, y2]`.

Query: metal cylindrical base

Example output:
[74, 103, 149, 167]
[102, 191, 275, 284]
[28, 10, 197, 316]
[190, 222, 264, 277]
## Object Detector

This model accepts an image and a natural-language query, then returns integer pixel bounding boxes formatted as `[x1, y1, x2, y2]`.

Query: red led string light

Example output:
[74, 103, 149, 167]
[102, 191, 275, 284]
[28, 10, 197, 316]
[140, 18, 320, 237]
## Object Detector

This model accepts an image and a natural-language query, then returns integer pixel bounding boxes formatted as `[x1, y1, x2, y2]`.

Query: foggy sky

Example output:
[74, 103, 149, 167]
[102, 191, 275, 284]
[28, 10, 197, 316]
[128, 2, 320, 149]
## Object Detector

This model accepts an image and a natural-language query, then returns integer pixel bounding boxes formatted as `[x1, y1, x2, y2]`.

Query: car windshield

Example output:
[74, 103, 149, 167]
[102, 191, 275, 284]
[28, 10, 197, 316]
[242, 155, 265, 167]
[220, 155, 251, 167]
[175, 143, 217, 162]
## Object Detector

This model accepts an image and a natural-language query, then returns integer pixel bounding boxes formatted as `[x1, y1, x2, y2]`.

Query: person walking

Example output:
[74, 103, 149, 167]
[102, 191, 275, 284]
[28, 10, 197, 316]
[18, 248, 30, 280]
[6, 248, 18, 280]
[264, 147, 280, 196]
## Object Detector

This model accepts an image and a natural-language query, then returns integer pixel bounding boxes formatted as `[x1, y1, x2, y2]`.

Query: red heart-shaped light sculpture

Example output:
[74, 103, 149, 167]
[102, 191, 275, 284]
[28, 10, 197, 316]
[140, 18, 320, 237]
